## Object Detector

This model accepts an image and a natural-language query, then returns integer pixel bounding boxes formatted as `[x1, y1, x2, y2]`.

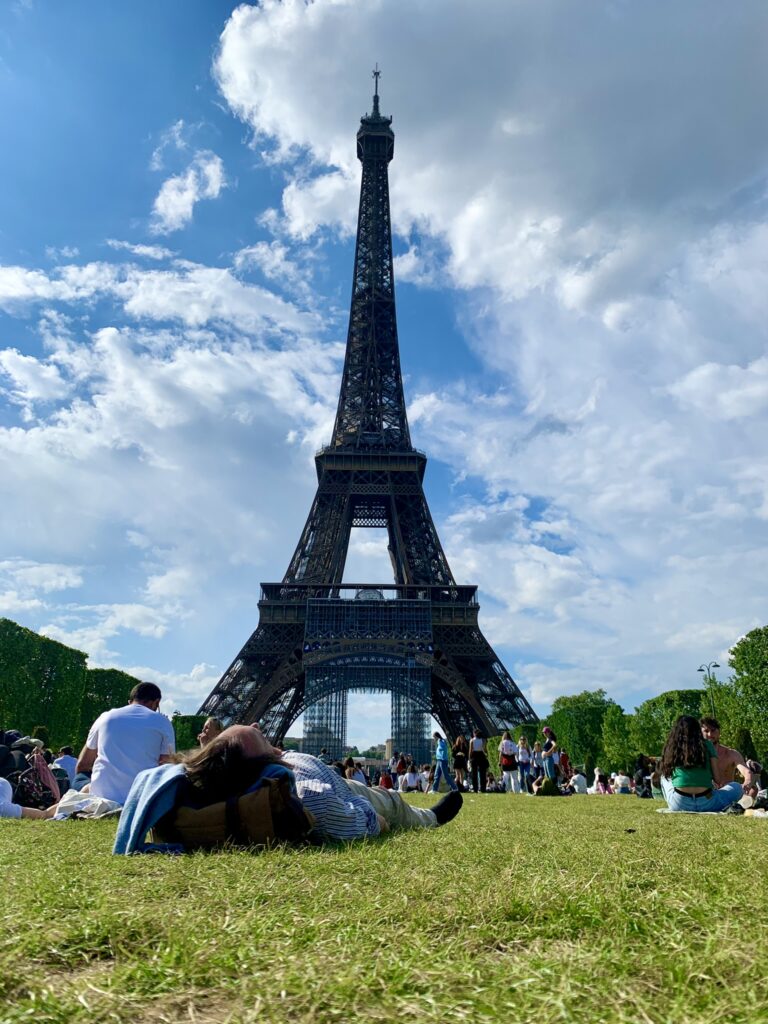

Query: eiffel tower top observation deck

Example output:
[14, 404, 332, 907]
[198, 73, 537, 748]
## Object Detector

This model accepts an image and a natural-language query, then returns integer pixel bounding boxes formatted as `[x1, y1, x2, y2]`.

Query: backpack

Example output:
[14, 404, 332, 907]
[153, 771, 316, 850]
[10, 763, 58, 810]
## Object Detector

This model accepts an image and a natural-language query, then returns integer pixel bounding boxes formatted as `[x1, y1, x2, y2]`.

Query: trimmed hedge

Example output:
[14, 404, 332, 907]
[0, 618, 87, 747]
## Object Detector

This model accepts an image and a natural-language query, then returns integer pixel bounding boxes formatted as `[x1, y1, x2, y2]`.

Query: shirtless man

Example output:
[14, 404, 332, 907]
[700, 717, 758, 791]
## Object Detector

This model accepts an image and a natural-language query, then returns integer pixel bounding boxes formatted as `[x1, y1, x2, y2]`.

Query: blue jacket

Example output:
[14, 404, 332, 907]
[435, 737, 449, 761]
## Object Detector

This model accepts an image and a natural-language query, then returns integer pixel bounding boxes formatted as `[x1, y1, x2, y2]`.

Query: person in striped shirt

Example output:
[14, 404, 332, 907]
[282, 750, 462, 841]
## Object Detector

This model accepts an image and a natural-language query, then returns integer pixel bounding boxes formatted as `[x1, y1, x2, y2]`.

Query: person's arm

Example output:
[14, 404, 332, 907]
[75, 743, 97, 774]
[21, 804, 57, 820]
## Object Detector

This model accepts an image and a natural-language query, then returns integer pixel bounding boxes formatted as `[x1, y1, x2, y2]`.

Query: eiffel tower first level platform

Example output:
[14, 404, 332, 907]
[199, 72, 538, 757]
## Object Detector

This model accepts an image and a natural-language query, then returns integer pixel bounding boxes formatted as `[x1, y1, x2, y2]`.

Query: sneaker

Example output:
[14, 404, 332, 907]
[431, 789, 463, 826]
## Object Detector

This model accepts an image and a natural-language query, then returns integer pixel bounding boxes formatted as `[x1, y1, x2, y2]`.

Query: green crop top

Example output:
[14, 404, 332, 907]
[670, 739, 718, 789]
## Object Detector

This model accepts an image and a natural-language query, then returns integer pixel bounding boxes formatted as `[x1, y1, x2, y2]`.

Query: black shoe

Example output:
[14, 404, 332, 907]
[432, 789, 463, 826]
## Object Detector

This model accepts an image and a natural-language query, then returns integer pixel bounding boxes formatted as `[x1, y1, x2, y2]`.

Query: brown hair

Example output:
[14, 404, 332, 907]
[175, 729, 286, 805]
[659, 716, 709, 779]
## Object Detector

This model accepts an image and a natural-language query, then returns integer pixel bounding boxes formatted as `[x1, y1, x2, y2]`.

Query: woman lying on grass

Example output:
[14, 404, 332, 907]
[115, 724, 463, 853]
[659, 715, 744, 812]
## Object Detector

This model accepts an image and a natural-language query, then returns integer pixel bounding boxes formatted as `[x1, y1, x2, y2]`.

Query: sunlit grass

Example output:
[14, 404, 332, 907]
[1, 793, 766, 1024]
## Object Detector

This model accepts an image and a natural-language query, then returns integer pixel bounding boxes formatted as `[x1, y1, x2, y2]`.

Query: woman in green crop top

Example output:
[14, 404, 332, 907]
[659, 716, 743, 813]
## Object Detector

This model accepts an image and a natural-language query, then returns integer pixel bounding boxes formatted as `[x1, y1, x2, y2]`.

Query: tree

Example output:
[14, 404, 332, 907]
[547, 689, 616, 767]
[729, 626, 768, 758]
[601, 705, 635, 772]
[630, 689, 703, 756]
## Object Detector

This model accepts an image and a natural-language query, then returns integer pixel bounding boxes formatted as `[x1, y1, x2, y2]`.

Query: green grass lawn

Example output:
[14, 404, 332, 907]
[1, 793, 767, 1024]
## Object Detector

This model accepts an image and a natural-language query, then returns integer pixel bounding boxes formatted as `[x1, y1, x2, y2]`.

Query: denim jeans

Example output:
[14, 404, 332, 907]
[432, 759, 457, 792]
[518, 763, 531, 792]
[661, 776, 743, 812]
[543, 758, 557, 780]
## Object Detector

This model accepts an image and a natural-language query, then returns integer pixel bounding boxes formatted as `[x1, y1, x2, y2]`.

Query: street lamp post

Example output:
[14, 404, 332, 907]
[698, 661, 720, 717]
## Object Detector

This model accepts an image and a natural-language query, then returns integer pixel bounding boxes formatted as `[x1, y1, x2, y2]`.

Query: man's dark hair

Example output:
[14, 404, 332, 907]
[59, 745, 73, 756]
[130, 681, 162, 703]
[700, 716, 720, 731]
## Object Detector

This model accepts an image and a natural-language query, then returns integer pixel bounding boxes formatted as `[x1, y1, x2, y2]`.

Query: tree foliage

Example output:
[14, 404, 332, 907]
[547, 689, 616, 767]
[630, 689, 704, 756]
[0, 618, 87, 746]
[729, 625, 768, 756]
[601, 704, 635, 772]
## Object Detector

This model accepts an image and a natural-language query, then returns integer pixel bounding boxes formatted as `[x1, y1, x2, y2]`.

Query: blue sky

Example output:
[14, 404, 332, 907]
[1, 1, 767, 748]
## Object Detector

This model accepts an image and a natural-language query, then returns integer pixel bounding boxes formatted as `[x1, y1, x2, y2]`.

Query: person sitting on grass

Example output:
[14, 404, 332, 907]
[700, 717, 759, 793]
[595, 772, 613, 794]
[567, 769, 587, 794]
[0, 777, 57, 820]
[531, 776, 562, 797]
[197, 717, 224, 746]
[659, 715, 744, 813]
[614, 769, 632, 794]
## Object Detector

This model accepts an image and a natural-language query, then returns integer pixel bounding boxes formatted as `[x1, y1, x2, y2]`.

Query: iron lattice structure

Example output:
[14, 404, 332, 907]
[199, 77, 538, 752]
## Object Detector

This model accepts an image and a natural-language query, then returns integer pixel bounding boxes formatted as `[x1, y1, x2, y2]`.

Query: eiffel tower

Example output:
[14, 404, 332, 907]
[199, 72, 537, 760]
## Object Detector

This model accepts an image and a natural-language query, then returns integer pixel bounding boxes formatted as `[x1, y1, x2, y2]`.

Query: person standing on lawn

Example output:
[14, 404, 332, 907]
[432, 732, 458, 793]
[451, 734, 469, 791]
[541, 727, 558, 780]
[659, 715, 743, 812]
[469, 729, 489, 793]
[516, 735, 532, 792]
[499, 731, 520, 793]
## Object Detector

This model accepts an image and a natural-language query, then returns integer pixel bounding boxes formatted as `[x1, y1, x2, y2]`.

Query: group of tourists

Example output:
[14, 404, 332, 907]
[2, 695, 765, 847]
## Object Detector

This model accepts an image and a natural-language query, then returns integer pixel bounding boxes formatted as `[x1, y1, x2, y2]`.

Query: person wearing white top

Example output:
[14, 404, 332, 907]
[76, 682, 176, 806]
[568, 771, 588, 794]
[499, 731, 520, 793]
[53, 746, 78, 783]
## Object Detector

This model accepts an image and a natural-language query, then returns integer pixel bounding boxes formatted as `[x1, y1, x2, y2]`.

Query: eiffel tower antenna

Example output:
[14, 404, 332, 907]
[199, 79, 537, 757]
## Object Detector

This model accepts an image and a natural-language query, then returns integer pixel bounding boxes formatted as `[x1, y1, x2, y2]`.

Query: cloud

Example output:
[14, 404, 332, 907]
[45, 245, 80, 261]
[151, 151, 227, 234]
[0, 258, 316, 336]
[106, 239, 175, 261]
[150, 119, 189, 172]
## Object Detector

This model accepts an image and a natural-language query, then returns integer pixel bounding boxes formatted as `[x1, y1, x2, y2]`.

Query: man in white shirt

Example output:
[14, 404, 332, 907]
[53, 746, 78, 784]
[568, 771, 588, 794]
[76, 682, 176, 805]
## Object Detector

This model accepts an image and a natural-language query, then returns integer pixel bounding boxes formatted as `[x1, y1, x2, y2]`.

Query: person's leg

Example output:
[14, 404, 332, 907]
[698, 782, 743, 812]
[345, 779, 437, 831]
[479, 759, 488, 793]
[435, 760, 457, 792]
[544, 759, 556, 780]
[509, 771, 520, 793]
[470, 760, 479, 793]
[431, 760, 444, 793]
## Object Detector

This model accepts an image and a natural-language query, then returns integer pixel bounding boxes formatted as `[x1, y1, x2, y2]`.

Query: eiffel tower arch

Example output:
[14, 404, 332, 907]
[199, 74, 538, 753]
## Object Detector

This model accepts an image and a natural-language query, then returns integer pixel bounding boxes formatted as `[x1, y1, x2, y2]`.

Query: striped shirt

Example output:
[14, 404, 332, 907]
[282, 752, 380, 840]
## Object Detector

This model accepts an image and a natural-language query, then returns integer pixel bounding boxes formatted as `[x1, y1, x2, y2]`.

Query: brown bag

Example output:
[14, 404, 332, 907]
[153, 776, 315, 850]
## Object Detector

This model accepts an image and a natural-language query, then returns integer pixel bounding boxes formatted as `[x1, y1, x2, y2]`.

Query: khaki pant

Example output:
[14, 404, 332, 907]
[345, 779, 438, 831]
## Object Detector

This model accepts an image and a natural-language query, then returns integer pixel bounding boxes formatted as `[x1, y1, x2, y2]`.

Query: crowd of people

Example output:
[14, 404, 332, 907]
[2, 697, 765, 845]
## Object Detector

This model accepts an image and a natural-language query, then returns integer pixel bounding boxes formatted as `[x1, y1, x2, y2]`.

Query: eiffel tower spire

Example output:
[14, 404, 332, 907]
[199, 76, 537, 754]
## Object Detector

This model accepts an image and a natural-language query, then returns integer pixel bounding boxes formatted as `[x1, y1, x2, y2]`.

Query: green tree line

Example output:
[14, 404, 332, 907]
[512, 626, 768, 775]
[0, 618, 143, 748]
